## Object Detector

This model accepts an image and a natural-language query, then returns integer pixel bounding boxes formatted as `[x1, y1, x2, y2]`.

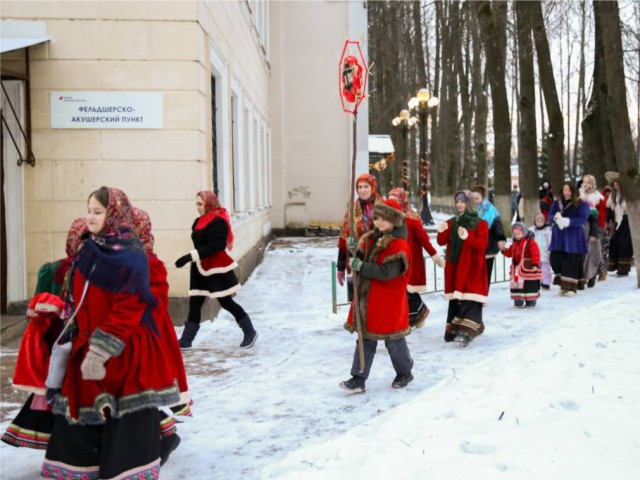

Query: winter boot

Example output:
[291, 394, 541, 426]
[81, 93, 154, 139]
[541, 284, 550, 290]
[587, 277, 596, 288]
[178, 322, 200, 350]
[339, 376, 366, 394]
[409, 305, 430, 329]
[454, 334, 470, 347]
[514, 299, 525, 307]
[237, 315, 258, 349]
[391, 372, 414, 389]
[597, 271, 607, 282]
[525, 300, 537, 308]
[160, 434, 181, 466]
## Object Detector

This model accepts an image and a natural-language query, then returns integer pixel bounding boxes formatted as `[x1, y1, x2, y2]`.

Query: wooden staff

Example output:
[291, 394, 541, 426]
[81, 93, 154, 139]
[348, 111, 365, 373]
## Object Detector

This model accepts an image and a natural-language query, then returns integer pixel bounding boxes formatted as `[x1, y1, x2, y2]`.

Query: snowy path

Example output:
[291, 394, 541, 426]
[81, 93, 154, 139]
[1, 236, 639, 479]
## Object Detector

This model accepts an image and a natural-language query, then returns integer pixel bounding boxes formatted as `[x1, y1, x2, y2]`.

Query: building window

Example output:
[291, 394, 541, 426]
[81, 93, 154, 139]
[245, 0, 269, 62]
[210, 43, 231, 209]
[231, 90, 243, 213]
[210, 75, 219, 196]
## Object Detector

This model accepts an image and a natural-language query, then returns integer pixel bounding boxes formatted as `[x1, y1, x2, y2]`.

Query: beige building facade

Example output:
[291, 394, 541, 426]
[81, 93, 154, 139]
[0, 0, 368, 312]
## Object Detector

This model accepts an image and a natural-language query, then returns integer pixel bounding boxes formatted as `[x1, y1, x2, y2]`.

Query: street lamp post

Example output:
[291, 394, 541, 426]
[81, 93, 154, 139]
[392, 109, 417, 194]
[409, 88, 439, 226]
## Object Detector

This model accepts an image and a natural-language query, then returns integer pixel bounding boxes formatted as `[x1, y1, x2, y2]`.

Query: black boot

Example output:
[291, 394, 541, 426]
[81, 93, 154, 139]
[237, 315, 258, 349]
[179, 322, 200, 350]
[160, 434, 181, 466]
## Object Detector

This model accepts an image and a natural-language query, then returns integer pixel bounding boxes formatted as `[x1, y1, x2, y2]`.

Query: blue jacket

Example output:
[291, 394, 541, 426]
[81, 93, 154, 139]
[547, 199, 589, 254]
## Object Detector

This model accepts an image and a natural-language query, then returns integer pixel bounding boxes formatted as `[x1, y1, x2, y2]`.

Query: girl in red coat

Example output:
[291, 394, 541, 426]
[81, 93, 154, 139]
[436, 191, 489, 347]
[2, 218, 86, 451]
[175, 191, 257, 349]
[132, 207, 191, 466]
[42, 187, 181, 480]
[388, 188, 444, 328]
[340, 200, 413, 393]
[336, 173, 383, 302]
[504, 222, 542, 307]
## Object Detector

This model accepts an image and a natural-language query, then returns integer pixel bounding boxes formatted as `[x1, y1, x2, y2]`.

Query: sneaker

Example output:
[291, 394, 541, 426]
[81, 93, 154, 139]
[563, 290, 576, 297]
[410, 305, 430, 329]
[454, 334, 469, 347]
[514, 300, 524, 307]
[391, 372, 414, 389]
[339, 376, 366, 394]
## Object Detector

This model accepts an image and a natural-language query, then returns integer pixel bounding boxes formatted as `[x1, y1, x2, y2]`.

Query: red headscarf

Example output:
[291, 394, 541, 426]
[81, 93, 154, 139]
[55, 217, 89, 293]
[388, 187, 420, 220]
[131, 208, 154, 253]
[356, 173, 379, 199]
[195, 191, 234, 250]
[65, 217, 88, 258]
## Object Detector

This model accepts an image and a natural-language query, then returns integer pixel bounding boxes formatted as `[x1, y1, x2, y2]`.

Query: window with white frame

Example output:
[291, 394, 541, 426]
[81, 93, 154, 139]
[210, 45, 230, 209]
[230, 81, 245, 214]
[245, 0, 269, 61]
[244, 101, 256, 211]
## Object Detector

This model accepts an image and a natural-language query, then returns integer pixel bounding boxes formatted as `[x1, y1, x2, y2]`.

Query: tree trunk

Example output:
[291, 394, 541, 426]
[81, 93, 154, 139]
[582, 2, 619, 187]
[432, 0, 443, 198]
[515, 1, 539, 225]
[457, 3, 473, 188]
[595, 0, 640, 287]
[572, 0, 586, 183]
[530, 0, 564, 197]
[471, 10, 488, 187]
[477, 1, 512, 227]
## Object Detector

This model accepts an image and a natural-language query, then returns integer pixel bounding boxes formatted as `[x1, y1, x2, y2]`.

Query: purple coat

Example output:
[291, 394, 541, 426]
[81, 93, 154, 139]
[547, 199, 589, 255]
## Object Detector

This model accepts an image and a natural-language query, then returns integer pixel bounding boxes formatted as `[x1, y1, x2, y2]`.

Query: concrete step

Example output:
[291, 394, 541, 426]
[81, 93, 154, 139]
[0, 315, 27, 349]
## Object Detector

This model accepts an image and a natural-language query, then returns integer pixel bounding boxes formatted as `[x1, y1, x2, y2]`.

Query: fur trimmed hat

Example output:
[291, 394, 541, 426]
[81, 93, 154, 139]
[373, 199, 405, 227]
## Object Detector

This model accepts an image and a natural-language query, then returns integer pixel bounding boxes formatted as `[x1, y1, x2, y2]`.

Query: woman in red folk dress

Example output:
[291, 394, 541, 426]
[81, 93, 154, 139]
[387, 188, 444, 328]
[2, 218, 87, 451]
[336, 173, 383, 302]
[42, 187, 181, 480]
[339, 200, 414, 394]
[131, 207, 191, 466]
[436, 191, 489, 347]
[175, 191, 257, 349]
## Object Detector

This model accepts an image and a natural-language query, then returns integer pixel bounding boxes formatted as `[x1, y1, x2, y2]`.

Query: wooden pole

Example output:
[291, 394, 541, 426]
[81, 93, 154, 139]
[348, 111, 365, 373]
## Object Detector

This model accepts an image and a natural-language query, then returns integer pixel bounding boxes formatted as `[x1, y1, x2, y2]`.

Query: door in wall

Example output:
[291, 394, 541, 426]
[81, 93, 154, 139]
[1, 80, 27, 312]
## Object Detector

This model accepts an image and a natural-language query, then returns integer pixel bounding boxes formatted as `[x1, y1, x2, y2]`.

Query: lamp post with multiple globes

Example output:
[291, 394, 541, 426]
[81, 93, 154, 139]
[408, 88, 439, 225]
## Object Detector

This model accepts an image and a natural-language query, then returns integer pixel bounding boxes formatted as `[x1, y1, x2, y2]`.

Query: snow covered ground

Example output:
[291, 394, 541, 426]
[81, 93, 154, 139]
[1, 220, 639, 479]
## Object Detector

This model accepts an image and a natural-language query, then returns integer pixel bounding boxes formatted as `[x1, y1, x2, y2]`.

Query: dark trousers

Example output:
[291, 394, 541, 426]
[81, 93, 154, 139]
[350, 338, 413, 380]
[43, 408, 160, 479]
[187, 295, 247, 324]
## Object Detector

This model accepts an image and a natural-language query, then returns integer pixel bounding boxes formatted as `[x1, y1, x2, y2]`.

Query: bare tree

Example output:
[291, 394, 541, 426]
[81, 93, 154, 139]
[470, 9, 488, 187]
[515, 1, 539, 224]
[594, 0, 640, 286]
[477, 0, 512, 225]
[571, 1, 587, 183]
[530, 0, 565, 195]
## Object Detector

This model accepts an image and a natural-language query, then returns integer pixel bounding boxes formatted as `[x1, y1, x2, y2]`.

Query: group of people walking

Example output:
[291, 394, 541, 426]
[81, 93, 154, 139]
[3, 186, 256, 478]
[335, 172, 634, 394]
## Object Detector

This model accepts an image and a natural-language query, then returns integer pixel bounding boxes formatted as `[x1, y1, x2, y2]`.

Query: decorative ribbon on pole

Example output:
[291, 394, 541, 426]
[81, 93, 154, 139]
[339, 40, 369, 373]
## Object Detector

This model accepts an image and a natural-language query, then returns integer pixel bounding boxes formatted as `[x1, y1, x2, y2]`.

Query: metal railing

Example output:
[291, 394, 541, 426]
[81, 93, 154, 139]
[331, 249, 509, 313]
